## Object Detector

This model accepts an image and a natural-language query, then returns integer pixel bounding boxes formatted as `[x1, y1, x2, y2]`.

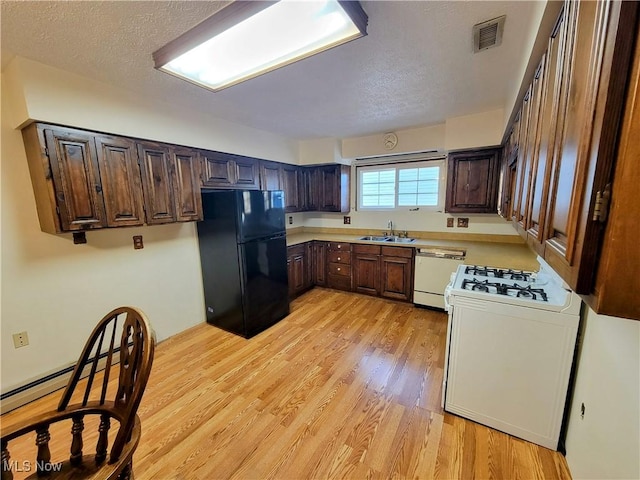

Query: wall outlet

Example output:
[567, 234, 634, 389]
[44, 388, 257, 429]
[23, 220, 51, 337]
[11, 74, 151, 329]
[447, 218, 454, 228]
[13, 331, 29, 348]
[288, 216, 293, 225]
[133, 235, 144, 249]
[457, 217, 469, 228]
[343, 216, 351, 225]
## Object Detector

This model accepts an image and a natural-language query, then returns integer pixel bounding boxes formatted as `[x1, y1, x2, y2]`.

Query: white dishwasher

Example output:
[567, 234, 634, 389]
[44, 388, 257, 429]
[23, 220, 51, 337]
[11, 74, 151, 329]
[413, 247, 465, 309]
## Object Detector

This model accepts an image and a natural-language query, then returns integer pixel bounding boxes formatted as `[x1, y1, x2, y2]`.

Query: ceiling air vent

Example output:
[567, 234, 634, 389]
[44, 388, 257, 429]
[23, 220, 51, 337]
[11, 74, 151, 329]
[473, 15, 506, 53]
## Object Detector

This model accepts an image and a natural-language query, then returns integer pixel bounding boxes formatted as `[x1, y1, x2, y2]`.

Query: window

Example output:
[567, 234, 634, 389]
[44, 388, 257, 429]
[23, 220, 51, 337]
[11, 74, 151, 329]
[357, 159, 445, 210]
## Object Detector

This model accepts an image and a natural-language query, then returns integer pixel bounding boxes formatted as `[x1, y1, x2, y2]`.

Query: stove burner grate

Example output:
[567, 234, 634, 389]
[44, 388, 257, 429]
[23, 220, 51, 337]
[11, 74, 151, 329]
[461, 279, 548, 302]
[464, 266, 532, 281]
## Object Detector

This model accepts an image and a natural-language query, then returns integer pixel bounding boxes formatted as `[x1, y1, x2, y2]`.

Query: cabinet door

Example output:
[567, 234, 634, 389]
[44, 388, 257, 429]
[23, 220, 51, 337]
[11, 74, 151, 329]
[380, 255, 413, 302]
[304, 168, 320, 211]
[94, 135, 145, 228]
[137, 141, 176, 224]
[281, 164, 301, 212]
[511, 90, 533, 224]
[44, 127, 106, 231]
[304, 242, 313, 290]
[526, 7, 569, 253]
[318, 165, 342, 211]
[260, 161, 282, 191]
[312, 241, 327, 286]
[201, 151, 234, 188]
[517, 57, 547, 235]
[233, 156, 260, 189]
[543, 0, 636, 292]
[287, 247, 305, 297]
[171, 147, 203, 222]
[445, 149, 500, 213]
[353, 254, 381, 296]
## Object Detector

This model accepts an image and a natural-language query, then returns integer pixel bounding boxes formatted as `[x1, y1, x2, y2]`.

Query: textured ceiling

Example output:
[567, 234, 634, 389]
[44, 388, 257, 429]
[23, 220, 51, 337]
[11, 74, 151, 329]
[0, 1, 539, 140]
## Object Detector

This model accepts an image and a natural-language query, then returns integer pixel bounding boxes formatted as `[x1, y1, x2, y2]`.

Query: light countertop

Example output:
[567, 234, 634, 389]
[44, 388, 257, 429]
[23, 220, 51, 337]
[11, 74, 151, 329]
[286, 231, 539, 271]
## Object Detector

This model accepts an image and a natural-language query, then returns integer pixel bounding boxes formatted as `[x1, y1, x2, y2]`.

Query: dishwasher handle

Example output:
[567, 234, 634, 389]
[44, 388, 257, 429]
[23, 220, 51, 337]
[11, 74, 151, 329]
[416, 248, 466, 260]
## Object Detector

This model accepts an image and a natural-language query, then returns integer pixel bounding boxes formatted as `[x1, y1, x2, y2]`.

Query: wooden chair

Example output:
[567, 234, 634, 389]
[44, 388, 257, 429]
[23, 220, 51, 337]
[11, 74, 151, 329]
[1, 307, 155, 480]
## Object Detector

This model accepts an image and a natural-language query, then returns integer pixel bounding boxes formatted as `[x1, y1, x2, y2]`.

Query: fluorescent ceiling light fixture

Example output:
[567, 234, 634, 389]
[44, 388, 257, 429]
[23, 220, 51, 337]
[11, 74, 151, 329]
[153, 0, 368, 92]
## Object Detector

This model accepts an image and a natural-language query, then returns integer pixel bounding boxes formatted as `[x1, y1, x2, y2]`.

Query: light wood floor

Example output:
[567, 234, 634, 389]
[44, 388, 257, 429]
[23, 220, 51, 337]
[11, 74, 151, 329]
[2, 288, 571, 479]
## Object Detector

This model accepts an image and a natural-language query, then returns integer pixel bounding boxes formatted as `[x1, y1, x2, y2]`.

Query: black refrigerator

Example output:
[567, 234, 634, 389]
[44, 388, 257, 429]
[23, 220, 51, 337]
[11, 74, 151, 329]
[196, 190, 290, 338]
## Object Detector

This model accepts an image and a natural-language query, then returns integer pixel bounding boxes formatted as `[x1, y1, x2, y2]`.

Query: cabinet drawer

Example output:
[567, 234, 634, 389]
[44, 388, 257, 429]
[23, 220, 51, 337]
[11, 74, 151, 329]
[327, 274, 352, 291]
[328, 263, 351, 276]
[327, 251, 351, 264]
[353, 244, 381, 255]
[381, 246, 414, 258]
[328, 242, 350, 252]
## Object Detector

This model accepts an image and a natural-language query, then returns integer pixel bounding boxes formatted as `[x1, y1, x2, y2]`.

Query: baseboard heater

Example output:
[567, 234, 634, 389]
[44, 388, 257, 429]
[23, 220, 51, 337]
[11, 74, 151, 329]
[1, 349, 122, 414]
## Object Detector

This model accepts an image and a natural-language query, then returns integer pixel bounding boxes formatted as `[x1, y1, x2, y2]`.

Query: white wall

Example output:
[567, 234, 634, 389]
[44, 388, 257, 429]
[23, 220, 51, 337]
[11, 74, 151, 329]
[564, 307, 640, 480]
[341, 123, 446, 160]
[0, 57, 296, 393]
[7, 57, 298, 163]
[445, 109, 504, 151]
[299, 137, 343, 165]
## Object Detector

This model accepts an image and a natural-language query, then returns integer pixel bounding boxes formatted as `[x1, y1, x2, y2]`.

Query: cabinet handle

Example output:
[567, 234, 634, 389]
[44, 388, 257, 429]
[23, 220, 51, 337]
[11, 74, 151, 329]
[337, 245, 341, 249]
[337, 267, 341, 271]
[337, 257, 341, 261]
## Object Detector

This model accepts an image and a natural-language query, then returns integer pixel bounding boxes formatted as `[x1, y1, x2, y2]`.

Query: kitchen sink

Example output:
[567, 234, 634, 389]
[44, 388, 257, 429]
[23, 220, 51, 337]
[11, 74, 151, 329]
[386, 237, 416, 243]
[358, 235, 416, 243]
[359, 235, 391, 242]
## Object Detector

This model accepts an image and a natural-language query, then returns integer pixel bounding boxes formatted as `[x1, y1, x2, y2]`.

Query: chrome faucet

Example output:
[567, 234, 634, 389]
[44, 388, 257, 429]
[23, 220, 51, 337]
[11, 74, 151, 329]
[387, 220, 394, 236]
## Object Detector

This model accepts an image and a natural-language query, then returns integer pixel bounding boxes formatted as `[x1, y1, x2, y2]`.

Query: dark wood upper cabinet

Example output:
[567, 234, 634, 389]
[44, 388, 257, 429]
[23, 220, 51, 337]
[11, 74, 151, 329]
[592, 31, 640, 320]
[499, 0, 639, 318]
[526, 8, 568, 255]
[23, 123, 207, 234]
[281, 164, 302, 212]
[259, 161, 282, 191]
[40, 126, 106, 232]
[542, 0, 637, 293]
[171, 147, 203, 222]
[94, 134, 145, 228]
[200, 151, 259, 190]
[233, 156, 260, 189]
[445, 148, 500, 213]
[304, 168, 320, 211]
[200, 151, 233, 188]
[316, 165, 350, 213]
[137, 141, 176, 225]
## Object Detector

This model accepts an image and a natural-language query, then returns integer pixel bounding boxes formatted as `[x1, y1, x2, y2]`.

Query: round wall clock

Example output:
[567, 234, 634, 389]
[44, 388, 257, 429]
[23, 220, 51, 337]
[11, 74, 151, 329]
[383, 132, 398, 150]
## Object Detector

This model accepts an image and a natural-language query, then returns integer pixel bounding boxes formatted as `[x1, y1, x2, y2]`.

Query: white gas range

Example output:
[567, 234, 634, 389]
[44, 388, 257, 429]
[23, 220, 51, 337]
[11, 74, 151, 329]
[442, 256, 581, 450]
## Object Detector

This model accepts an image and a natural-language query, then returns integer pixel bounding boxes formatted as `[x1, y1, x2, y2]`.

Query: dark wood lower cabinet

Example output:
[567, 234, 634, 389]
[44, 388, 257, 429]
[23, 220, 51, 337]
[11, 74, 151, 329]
[312, 241, 327, 286]
[287, 242, 313, 299]
[288, 241, 414, 302]
[327, 243, 352, 292]
[380, 246, 414, 302]
[353, 244, 414, 301]
[353, 244, 381, 296]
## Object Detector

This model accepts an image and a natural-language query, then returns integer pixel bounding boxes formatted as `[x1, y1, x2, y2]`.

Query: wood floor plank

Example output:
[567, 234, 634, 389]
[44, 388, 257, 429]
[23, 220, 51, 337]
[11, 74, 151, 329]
[1, 288, 572, 480]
